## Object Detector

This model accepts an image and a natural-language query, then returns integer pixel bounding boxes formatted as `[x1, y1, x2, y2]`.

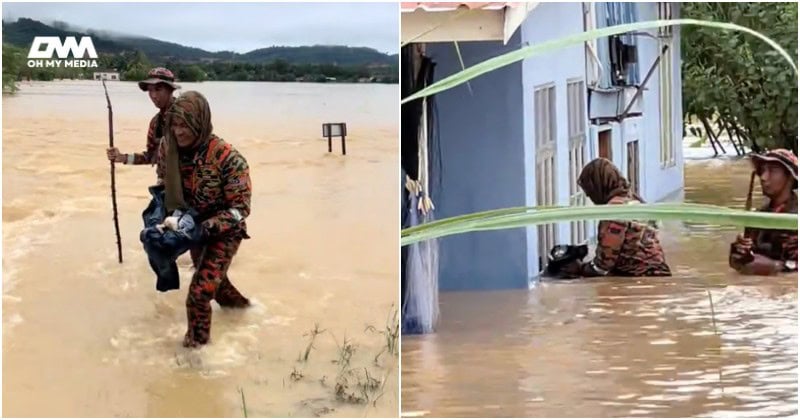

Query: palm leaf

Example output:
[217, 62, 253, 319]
[401, 204, 797, 246]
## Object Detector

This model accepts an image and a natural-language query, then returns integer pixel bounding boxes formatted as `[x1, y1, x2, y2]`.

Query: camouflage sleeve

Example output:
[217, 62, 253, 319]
[127, 115, 160, 165]
[587, 220, 628, 275]
[155, 139, 166, 185]
[201, 151, 251, 237]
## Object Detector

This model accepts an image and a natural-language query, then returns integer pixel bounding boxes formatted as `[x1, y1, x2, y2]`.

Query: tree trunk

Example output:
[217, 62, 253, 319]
[720, 118, 742, 156]
[736, 123, 761, 153]
[700, 115, 726, 156]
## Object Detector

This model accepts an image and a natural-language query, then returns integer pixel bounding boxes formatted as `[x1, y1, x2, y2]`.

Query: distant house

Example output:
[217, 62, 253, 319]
[401, 2, 684, 291]
[93, 70, 119, 81]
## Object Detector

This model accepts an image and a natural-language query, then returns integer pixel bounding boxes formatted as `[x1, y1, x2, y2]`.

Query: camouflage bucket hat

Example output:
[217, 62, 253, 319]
[138, 67, 181, 91]
[750, 148, 798, 181]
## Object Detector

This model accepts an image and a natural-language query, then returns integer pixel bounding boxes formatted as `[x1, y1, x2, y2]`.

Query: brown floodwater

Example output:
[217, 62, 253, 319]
[3, 80, 399, 417]
[401, 158, 798, 417]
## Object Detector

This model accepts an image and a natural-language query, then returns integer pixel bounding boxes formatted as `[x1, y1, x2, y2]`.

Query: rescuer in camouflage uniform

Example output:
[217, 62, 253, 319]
[729, 149, 798, 275]
[106, 67, 179, 182]
[569, 158, 672, 277]
[156, 90, 252, 348]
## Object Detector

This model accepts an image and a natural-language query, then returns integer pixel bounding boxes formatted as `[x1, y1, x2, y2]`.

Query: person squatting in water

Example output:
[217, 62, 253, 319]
[548, 158, 672, 278]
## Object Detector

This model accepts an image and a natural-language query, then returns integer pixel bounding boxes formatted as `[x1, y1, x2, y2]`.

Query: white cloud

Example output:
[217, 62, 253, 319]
[2, 2, 399, 54]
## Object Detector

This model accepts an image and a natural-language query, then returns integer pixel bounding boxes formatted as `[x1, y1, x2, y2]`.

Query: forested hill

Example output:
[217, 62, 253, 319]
[2, 18, 398, 86]
[2, 18, 397, 66]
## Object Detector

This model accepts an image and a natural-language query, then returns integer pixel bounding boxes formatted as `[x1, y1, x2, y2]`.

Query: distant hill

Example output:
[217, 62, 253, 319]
[241, 45, 395, 66]
[2, 18, 396, 66]
[2, 17, 130, 54]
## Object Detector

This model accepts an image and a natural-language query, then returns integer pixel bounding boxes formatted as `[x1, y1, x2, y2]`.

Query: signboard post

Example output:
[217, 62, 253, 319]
[322, 122, 347, 155]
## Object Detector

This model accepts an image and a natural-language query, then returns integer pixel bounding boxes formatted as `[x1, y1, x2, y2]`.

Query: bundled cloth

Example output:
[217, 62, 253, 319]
[140, 185, 204, 292]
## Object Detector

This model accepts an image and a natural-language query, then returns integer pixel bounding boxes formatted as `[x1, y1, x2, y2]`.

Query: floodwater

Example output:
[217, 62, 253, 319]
[3, 80, 399, 417]
[401, 158, 798, 417]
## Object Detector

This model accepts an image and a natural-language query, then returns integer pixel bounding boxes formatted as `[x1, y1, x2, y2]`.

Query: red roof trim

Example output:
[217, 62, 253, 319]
[400, 2, 521, 12]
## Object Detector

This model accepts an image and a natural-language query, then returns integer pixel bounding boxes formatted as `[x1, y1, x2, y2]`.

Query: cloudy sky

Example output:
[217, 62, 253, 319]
[2, 2, 399, 54]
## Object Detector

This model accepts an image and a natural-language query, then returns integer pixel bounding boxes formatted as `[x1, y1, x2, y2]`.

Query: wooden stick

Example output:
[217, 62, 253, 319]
[745, 170, 756, 211]
[102, 79, 123, 263]
[743, 169, 756, 239]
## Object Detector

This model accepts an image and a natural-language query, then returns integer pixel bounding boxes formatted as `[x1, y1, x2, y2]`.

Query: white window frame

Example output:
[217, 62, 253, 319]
[657, 2, 674, 38]
[535, 83, 558, 271]
[567, 79, 589, 245]
[583, 2, 602, 88]
[658, 2, 676, 167]
[627, 140, 641, 195]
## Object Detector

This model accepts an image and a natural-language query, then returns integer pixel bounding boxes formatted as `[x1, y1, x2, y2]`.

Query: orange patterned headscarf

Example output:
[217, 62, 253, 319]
[163, 91, 214, 211]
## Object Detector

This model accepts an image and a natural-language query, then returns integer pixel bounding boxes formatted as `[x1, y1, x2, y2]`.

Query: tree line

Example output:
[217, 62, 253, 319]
[2, 43, 398, 93]
[681, 2, 798, 153]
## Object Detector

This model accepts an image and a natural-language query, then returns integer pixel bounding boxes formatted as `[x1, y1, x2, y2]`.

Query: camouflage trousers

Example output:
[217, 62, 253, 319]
[184, 234, 250, 348]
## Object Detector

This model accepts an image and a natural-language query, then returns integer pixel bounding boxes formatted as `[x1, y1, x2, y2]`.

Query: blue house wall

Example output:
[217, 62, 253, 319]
[425, 32, 528, 291]
[519, 2, 588, 281]
[421, 2, 684, 291]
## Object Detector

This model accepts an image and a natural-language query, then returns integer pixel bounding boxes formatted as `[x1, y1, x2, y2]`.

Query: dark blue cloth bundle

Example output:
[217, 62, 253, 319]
[140, 185, 204, 292]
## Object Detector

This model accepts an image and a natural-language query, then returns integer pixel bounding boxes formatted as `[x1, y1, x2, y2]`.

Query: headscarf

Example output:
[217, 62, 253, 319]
[577, 158, 644, 205]
[163, 91, 214, 212]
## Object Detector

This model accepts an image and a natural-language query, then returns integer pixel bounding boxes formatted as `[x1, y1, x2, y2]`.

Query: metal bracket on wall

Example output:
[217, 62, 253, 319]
[617, 44, 670, 122]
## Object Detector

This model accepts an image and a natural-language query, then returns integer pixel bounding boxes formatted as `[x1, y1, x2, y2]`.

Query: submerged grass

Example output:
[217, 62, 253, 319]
[333, 306, 400, 409]
[242, 306, 399, 417]
[238, 387, 248, 418]
[365, 304, 400, 363]
[299, 323, 326, 362]
[330, 331, 357, 375]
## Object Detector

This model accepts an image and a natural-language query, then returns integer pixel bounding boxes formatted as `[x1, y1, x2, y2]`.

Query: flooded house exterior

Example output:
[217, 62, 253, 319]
[401, 2, 684, 292]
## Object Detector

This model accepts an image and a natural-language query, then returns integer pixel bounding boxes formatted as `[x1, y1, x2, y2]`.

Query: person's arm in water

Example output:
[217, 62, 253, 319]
[580, 220, 627, 277]
[730, 232, 798, 275]
[201, 150, 252, 238]
[106, 115, 161, 165]
[737, 254, 785, 275]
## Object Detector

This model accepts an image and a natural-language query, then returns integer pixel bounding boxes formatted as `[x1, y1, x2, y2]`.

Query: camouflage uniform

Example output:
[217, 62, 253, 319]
[123, 67, 180, 169]
[158, 91, 252, 347]
[743, 193, 798, 268]
[123, 105, 171, 166]
[728, 149, 797, 274]
[576, 158, 672, 277]
[583, 196, 672, 277]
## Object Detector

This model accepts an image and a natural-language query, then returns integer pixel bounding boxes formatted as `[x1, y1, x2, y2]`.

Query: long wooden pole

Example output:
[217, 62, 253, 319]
[743, 170, 757, 239]
[102, 79, 123, 263]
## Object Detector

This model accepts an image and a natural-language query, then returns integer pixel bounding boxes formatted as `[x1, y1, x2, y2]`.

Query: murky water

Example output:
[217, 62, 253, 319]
[3, 80, 399, 417]
[401, 158, 797, 417]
